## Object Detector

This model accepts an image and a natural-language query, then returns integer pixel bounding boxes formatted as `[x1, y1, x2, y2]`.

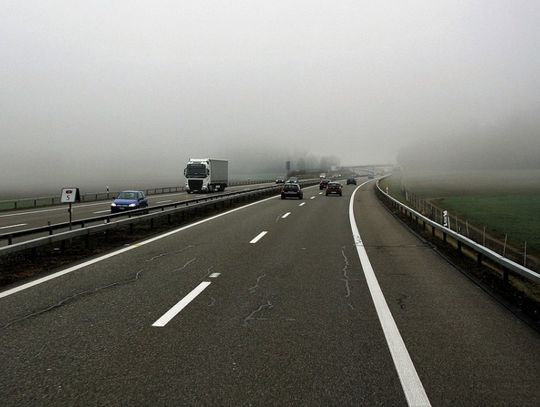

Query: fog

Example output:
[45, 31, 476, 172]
[1, 1, 540, 197]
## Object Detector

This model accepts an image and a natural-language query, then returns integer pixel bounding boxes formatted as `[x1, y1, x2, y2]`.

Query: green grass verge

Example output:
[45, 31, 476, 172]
[433, 195, 540, 251]
[384, 170, 540, 255]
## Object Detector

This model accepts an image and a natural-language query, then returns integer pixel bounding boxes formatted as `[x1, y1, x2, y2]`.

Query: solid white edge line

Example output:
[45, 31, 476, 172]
[152, 281, 211, 327]
[0, 193, 282, 299]
[349, 180, 431, 407]
[249, 231, 268, 244]
[156, 200, 172, 204]
[93, 209, 110, 214]
[0, 202, 112, 218]
[209, 273, 221, 278]
[0, 223, 27, 230]
[281, 212, 291, 219]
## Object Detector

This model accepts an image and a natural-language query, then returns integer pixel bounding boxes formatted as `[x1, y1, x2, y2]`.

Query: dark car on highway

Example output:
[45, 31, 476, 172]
[275, 177, 285, 184]
[281, 183, 303, 199]
[319, 179, 330, 190]
[326, 182, 343, 196]
[286, 176, 299, 183]
[111, 190, 148, 213]
[346, 177, 357, 185]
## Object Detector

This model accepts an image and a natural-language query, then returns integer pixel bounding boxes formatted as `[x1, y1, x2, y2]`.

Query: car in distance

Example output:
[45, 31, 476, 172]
[281, 183, 303, 199]
[286, 176, 299, 183]
[275, 177, 285, 184]
[111, 190, 148, 213]
[346, 177, 357, 185]
[325, 182, 343, 196]
[319, 179, 330, 190]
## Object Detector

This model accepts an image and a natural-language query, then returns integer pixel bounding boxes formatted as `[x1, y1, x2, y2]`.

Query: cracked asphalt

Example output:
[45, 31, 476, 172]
[0, 181, 539, 406]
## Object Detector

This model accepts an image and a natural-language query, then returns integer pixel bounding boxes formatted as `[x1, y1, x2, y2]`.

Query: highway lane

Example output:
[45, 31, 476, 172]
[0, 181, 539, 405]
[0, 182, 275, 233]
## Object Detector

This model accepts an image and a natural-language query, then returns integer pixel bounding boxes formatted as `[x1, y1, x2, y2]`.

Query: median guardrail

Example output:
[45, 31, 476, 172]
[375, 178, 540, 285]
[0, 179, 277, 212]
[0, 180, 318, 257]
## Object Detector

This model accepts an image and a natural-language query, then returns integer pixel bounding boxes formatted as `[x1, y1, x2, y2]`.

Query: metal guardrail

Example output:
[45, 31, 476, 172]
[375, 179, 540, 285]
[0, 180, 318, 257]
[0, 179, 277, 212]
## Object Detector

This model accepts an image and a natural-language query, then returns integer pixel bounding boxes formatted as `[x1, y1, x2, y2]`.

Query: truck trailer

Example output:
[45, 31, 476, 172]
[184, 158, 228, 193]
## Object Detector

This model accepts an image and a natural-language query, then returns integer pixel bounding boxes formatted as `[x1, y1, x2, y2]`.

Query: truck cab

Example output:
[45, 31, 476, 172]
[184, 158, 228, 193]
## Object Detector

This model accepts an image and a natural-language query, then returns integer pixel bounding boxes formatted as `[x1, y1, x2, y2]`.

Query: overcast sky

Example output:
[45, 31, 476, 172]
[1, 1, 540, 194]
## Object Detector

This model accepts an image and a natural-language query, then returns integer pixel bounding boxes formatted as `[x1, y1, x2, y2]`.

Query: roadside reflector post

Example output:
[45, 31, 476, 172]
[442, 210, 448, 228]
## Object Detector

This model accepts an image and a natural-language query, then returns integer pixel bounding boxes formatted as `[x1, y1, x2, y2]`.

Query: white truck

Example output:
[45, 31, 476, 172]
[184, 158, 228, 193]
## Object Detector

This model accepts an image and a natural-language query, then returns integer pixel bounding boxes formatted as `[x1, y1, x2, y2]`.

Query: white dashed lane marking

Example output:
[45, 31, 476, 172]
[249, 231, 268, 244]
[152, 282, 212, 327]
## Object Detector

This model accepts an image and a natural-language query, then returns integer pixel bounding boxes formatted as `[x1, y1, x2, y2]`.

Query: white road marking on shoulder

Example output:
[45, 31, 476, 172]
[249, 231, 268, 244]
[0, 204, 100, 218]
[319, 192, 323, 195]
[156, 200, 172, 204]
[209, 273, 221, 278]
[93, 209, 110, 214]
[310, 196, 316, 200]
[152, 282, 211, 327]
[281, 212, 291, 219]
[0, 223, 27, 230]
[299, 202, 305, 206]
[349, 181, 431, 406]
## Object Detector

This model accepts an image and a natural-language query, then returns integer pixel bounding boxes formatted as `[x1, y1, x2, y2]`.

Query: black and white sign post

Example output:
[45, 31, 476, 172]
[61, 188, 81, 230]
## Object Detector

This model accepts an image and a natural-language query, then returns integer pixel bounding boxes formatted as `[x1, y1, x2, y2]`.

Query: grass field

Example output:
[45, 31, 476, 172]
[433, 195, 540, 251]
[380, 170, 540, 252]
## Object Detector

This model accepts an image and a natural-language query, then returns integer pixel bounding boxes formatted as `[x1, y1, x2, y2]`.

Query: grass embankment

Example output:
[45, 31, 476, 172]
[381, 170, 540, 253]
[433, 195, 540, 252]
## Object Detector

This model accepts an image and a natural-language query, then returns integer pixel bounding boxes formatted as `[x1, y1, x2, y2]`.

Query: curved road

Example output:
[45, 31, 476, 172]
[0, 180, 538, 405]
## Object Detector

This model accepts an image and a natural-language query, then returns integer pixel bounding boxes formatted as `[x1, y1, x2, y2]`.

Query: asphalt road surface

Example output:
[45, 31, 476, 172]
[0, 180, 538, 406]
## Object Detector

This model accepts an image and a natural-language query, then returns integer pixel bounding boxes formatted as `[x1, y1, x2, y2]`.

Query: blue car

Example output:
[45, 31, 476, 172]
[111, 190, 148, 213]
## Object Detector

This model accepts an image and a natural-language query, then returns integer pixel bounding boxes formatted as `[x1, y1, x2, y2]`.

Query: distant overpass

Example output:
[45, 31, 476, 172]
[341, 164, 395, 175]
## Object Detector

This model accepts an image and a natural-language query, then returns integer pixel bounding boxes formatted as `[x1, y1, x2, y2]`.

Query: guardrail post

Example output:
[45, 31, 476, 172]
[457, 240, 462, 253]
[48, 221, 53, 235]
[8, 235, 13, 245]
[477, 252, 483, 266]
[443, 232, 447, 243]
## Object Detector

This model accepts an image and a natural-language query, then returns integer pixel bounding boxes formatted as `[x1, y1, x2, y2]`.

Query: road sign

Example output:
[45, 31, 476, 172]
[61, 188, 81, 203]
